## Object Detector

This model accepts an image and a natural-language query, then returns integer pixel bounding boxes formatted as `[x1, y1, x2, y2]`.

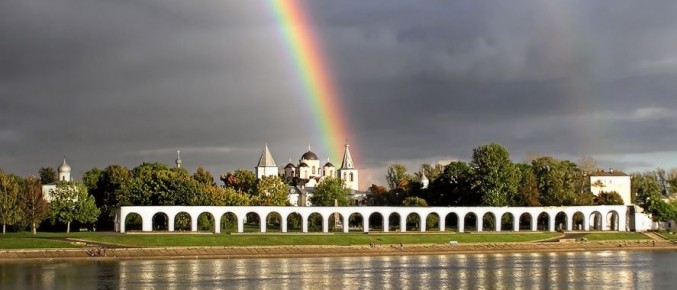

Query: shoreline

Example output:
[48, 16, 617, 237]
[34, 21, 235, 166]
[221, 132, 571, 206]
[1, 240, 675, 263]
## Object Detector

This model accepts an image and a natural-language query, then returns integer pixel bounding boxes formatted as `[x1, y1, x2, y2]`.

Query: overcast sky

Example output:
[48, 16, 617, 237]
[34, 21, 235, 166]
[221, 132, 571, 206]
[2, 0, 677, 189]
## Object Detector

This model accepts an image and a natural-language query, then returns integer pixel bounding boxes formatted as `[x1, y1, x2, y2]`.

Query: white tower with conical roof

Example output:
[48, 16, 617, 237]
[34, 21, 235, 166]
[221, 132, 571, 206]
[256, 144, 279, 179]
[420, 172, 429, 189]
[338, 142, 359, 191]
[175, 150, 182, 168]
[58, 157, 71, 182]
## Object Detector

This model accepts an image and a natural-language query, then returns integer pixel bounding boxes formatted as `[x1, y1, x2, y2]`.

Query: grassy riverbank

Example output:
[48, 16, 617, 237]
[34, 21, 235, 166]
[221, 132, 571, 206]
[0, 231, 653, 249]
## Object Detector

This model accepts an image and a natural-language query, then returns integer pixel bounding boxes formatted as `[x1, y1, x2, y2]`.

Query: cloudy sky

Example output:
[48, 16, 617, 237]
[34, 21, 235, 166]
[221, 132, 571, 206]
[2, 0, 677, 188]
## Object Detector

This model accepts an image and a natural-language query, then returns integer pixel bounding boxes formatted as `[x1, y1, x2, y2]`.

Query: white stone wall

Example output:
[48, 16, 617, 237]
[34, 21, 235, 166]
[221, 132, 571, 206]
[116, 205, 628, 234]
[590, 175, 632, 205]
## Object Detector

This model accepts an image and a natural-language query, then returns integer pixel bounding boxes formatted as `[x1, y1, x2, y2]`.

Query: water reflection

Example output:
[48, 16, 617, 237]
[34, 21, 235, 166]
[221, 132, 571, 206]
[0, 251, 675, 289]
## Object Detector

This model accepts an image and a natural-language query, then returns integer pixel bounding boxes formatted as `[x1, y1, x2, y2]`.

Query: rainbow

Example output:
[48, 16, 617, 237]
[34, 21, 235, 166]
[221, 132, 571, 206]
[265, 0, 350, 162]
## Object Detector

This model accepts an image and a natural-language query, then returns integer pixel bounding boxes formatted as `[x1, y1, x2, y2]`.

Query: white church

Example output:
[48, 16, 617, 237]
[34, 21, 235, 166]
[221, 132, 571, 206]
[255, 142, 364, 206]
[41, 158, 72, 202]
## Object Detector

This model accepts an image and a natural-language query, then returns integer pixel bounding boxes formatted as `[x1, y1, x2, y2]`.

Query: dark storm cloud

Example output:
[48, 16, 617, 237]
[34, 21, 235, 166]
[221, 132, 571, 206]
[2, 0, 677, 186]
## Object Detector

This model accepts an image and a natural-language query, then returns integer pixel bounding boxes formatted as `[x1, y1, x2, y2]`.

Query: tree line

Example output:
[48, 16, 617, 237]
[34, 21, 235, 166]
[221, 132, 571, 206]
[366, 143, 677, 223]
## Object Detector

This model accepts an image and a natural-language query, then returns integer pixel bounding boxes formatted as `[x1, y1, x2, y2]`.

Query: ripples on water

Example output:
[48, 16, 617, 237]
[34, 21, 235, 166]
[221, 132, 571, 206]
[1, 251, 675, 289]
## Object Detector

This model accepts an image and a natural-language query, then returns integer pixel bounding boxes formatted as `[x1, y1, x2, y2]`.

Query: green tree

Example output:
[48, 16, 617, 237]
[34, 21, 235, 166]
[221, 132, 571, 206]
[470, 143, 519, 206]
[22, 176, 49, 235]
[0, 171, 23, 234]
[220, 169, 257, 195]
[254, 175, 289, 206]
[514, 163, 541, 206]
[39, 167, 57, 185]
[193, 167, 215, 186]
[594, 191, 624, 205]
[532, 157, 579, 206]
[310, 178, 351, 206]
[206, 186, 252, 206]
[428, 161, 475, 206]
[49, 182, 100, 233]
[365, 184, 403, 206]
[385, 164, 411, 191]
[82, 167, 102, 193]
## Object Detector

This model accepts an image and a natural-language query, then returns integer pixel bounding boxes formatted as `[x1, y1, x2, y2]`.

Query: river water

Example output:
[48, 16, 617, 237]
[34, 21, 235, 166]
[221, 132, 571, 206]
[1, 250, 675, 289]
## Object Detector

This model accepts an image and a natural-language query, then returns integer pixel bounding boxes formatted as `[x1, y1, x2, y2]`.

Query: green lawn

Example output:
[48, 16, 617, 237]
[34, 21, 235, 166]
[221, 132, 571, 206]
[0, 237, 81, 249]
[656, 231, 677, 242]
[582, 232, 650, 241]
[1, 232, 560, 248]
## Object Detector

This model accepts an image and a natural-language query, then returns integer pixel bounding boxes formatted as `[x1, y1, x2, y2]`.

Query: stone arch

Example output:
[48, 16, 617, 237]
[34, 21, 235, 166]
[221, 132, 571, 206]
[464, 212, 478, 232]
[388, 212, 402, 232]
[572, 211, 585, 231]
[286, 212, 303, 232]
[405, 212, 422, 231]
[555, 212, 567, 232]
[152, 212, 169, 231]
[369, 212, 384, 232]
[220, 212, 238, 233]
[536, 212, 549, 231]
[445, 212, 459, 232]
[266, 212, 282, 232]
[606, 210, 620, 231]
[197, 212, 216, 232]
[245, 211, 261, 232]
[589, 211, 602, 230]
[500, 212, 515, 232]
[124, 212, 143, 232]
[425, 213, 441, 231]
[328, 212, 345, 232]
[308, 212, 324, 232]
[482, 212, 497, 231]
[519, 213, 532, 231]
[174, 212, 192, 231]
[348, 213, 364, 232]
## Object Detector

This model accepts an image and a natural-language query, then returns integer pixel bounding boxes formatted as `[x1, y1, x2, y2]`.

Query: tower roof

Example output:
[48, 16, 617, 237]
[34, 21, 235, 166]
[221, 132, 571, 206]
[257, 144, 277, 167]
[340, 142, 354, 169]
[58, 157, 71, 173]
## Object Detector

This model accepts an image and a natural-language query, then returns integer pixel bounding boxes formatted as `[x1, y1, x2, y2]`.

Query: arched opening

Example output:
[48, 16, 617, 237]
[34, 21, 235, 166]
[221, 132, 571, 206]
[174, 212, 191, 231]
[328, 212, 345, 232]
[388, 213, 402, 232]
[501, 212, 514, 231]
[350, 172, 354, 182]
[519, 213, 532, 231]
[406, 213, 422, 231]
[266, 212, 282, 232]
[606, 211, 619, 231]
[426, 213, 440, 231]
[312, 166, 316, 175]
[286, 212, 303, 232]
[482, 212, 496, 231]
[572, 212, 585, 231]
[197, 212, 215, 232]
[152, 212, 169, 231]
[445, 213, 459, 232]
[308, 212, 323, 232]
[348, 213, 363, 232]
[464, 212, 478, 232]
[536, 212, 549, 231]
[555, 212, 567, 232]
[220, 212, 238, 233]
[124, 213, 142, 232]
[589, 212, 602, 230]
[368, 212, 384, 232]
[245, 212, 261, 232]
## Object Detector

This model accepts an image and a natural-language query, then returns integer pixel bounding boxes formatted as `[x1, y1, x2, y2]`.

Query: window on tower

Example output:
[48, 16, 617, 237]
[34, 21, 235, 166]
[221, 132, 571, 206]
[350, 173, 354, 182]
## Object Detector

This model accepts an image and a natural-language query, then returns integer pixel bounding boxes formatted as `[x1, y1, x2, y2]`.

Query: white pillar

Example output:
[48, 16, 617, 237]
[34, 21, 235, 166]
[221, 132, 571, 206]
[458, 216, 465, 233]
[439, 216, 446, 232]
[363, 217, 370, 233]
[383, 216, 390, 232]
[142, 214, 152, 232]
[302, 217, 308, 233]
[420, 214, 426, 232]
[601, 214, 607, 231]
[260, 220, 266, 233]
[477, 215, 483, 232]
[322, 216, 329, 233]
[191, 216, 198, 232]
[548, 215, 556, 232]
[531, 215, 538, 231]
[566, 214, 573, 231]
[168, 215, 175, 232]
[237, 217, 244, 233]
[281, 219, 288, 233]
[583, 214, 590, 231]
[343, 215, 350, 233]
[513, 213, 519, 232]
[495, 215, 501, 232]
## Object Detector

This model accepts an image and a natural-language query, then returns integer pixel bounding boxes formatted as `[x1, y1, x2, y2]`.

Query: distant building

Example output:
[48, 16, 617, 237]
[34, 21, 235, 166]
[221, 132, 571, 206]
[41, 158, 72, 202]
[589, 169, 632, 205]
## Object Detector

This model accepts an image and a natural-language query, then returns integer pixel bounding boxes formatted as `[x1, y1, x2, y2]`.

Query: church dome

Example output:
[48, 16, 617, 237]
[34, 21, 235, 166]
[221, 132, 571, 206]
[58, 158, 71, 173]
[324, 162, 334, 167]
[301, 151, 319, 160]
[299, 162, 309, 168]
[285, 163, 295, 169]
